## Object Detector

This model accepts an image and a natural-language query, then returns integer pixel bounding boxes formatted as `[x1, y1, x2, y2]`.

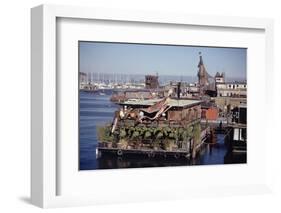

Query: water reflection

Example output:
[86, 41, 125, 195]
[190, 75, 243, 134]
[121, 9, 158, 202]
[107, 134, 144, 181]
[96, 136, 246, 170]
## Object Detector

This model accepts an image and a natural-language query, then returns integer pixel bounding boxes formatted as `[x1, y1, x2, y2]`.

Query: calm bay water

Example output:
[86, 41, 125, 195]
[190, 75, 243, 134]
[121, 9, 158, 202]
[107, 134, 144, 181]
[79, 91, 246, 170]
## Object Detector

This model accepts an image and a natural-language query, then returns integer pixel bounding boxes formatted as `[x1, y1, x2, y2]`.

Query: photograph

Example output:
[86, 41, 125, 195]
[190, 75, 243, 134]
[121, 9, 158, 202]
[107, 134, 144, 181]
[79, 41, 247, 170]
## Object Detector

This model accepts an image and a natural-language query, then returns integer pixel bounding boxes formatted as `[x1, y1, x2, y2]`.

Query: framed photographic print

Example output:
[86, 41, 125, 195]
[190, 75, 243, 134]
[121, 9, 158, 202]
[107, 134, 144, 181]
[78, 41, 247, 170]
[31, 4, 274, 208]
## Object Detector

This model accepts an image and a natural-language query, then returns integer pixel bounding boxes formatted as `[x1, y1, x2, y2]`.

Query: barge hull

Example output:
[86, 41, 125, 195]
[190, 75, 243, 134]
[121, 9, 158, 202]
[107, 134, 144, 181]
[97, 147, 191, 159]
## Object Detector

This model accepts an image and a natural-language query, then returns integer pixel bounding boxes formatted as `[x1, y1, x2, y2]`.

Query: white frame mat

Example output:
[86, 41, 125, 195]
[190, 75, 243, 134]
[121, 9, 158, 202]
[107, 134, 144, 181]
[31, 4, 274, 208]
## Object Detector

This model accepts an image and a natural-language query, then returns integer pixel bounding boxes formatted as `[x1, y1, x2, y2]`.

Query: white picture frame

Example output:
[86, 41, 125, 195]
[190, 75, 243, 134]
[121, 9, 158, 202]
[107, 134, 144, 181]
[31, 4, 274, 208]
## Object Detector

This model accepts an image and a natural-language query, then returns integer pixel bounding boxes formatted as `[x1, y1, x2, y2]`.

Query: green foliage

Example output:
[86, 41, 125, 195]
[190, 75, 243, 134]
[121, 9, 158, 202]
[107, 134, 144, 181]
[163, 139, 175, 151]
[103, 123, 202, 146]
[193, 123, 201, 145]
[156, 131, 163, 139]
[168, 132, 175, 139]
[178, 127, 184, 135]
[144, 131, 152, 139]
[119, 128, 127, 138]
[131, 131, 140, 139]
[187, 126, 193, 137]
[96, 125, 114, 143]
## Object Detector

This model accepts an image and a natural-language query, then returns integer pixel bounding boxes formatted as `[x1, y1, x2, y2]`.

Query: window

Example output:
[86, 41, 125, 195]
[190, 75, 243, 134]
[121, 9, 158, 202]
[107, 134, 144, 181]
[241, 128, 246, 141]
[233, 128, 239, 141]
[233, 128, 246, 141]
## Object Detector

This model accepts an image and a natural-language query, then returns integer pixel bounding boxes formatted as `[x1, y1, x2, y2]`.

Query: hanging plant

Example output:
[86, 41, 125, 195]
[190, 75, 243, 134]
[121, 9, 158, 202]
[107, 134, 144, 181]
[181, 130, 188, 141]
[174, 128, 179, 141]
[187, 126, 194, 138]
[193, 123, 201, 145]
[178, 127, 184, 140]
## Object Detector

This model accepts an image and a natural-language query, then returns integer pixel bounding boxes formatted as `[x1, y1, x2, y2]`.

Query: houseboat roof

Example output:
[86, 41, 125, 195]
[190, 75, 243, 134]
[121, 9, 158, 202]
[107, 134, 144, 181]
[121, 98, 202, 108]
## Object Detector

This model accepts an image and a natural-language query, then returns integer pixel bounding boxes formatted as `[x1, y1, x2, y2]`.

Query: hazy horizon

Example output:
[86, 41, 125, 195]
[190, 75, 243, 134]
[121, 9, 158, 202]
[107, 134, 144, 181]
[79, 42, 247, 81]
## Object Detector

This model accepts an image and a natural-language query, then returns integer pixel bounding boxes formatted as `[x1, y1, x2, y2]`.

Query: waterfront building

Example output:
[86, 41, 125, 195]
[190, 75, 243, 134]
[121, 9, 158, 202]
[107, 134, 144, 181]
[216, 82, 247, 97]
[201, 101, 219, 121]
[226, 104, 247, 152]
[214, 96, 246, 115]
[145, 74, 159, 89]
[215, 72, 225, 83]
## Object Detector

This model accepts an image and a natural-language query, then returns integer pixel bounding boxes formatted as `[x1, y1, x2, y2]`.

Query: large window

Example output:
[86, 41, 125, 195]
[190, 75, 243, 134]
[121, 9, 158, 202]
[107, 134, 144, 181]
[233, 128, 246, 141]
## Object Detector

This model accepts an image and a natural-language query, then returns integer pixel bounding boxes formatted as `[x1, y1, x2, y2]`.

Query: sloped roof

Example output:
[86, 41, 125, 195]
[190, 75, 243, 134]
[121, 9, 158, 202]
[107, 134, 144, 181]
[121, 98, 202, 108]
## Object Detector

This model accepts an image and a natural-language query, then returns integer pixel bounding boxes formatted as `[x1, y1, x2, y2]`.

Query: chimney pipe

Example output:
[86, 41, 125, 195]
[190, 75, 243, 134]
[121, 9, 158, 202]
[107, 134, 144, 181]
[177, 82, 181, 99]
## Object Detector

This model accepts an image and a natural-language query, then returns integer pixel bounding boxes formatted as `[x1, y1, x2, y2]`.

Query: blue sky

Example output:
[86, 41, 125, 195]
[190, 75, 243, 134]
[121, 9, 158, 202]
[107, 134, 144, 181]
[79, 42, 246, 80]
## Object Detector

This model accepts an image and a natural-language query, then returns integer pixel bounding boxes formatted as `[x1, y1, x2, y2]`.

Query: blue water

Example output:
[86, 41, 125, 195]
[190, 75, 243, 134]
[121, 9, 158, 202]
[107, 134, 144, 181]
[79, 91, 118, 170]
[79, 91, 246, 170]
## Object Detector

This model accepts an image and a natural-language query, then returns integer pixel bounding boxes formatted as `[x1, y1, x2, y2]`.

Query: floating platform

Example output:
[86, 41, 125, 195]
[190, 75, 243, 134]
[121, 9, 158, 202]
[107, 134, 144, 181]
[96, 128, 209, 159]
[96, 147, 191, 159]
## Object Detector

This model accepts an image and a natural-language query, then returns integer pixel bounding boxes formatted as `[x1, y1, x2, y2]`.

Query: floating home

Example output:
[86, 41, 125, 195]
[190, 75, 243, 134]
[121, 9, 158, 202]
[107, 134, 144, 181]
[96, 97, 210, 159]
